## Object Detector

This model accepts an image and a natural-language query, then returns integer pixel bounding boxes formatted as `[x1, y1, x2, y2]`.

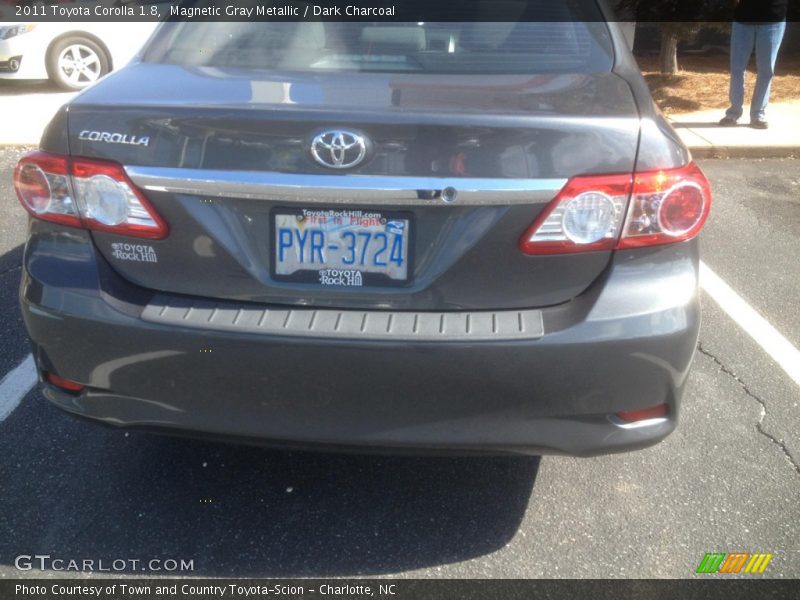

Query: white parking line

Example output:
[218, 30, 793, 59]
[700, 261, 800, 386]
[0, 354, 37, 423]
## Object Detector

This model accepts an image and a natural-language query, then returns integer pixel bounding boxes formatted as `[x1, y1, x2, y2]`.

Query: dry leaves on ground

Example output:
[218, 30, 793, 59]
[638, 54, 800, 115]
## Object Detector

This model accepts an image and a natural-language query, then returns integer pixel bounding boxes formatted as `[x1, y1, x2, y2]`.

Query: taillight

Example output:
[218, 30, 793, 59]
[519, 174, 632, 255]
[519, 162, 711, 255]
[14, 153, 79, 227]
[14, 152, 168, 239]
[617, 162, 711, 249]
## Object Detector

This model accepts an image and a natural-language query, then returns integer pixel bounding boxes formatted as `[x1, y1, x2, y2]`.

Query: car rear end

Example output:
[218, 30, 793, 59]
[15, 8, 710, 456]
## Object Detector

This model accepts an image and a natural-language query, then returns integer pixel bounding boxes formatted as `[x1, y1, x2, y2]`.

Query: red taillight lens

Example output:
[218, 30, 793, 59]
[519, 162, 711, 255]
[13, 152, 168, 239]
[617, 162, 711, 249]
[14, 153, 80, 227]
[659, 185, 705, 234]
[17, 164, 52, 213]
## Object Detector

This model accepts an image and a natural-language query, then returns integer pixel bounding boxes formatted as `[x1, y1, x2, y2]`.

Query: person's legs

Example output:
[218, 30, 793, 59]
[751, 21, 787, 122]
[725, 22, 756, 121]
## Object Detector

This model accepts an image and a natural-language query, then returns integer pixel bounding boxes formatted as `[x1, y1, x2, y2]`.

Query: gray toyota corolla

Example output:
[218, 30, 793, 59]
[14, 9, 711, 456]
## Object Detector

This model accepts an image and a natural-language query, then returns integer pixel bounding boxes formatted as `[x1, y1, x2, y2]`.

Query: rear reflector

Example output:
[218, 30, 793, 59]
[14, 152, 168, 239]
[519, 162, 711, 254]
[45, 373, 85, 393]
[615, 403, 669, 423]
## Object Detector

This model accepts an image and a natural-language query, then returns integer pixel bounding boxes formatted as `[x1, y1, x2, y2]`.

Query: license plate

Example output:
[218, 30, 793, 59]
[272, 208, 412, 287]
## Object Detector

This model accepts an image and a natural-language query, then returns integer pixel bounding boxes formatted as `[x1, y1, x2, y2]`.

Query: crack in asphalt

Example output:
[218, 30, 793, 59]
[697, 343, 800, 478]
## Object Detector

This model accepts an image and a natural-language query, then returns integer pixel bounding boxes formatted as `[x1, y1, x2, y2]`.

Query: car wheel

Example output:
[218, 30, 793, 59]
[46, 36, 110, 91]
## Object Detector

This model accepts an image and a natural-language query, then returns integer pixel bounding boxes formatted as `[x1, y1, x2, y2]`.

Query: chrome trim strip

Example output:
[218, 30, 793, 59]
[142, 297, 545, 342]
[125, 166, 566, 206]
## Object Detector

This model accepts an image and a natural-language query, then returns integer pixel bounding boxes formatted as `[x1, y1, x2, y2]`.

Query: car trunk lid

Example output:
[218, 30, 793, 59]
[67, 63, 641, 310]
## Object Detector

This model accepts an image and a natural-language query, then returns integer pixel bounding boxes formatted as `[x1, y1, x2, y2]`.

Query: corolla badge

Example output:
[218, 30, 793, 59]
[78, 130, 150, 146]
[310, 130, 368, 169]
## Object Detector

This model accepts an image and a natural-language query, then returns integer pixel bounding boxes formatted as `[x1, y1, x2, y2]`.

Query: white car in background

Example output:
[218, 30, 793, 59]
[0, 21, 158, 90]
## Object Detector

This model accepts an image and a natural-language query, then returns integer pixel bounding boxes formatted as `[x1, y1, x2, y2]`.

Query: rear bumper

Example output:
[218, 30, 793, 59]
[20, 223, 700, 456]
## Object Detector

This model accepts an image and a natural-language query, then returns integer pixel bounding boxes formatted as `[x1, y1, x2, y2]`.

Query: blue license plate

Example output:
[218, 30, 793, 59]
[272, 208, 412, 287]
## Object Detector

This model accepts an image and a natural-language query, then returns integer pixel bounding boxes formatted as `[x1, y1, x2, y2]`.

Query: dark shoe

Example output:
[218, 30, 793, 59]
[719, 116, 738, 126]
[750, 119, 769, 130]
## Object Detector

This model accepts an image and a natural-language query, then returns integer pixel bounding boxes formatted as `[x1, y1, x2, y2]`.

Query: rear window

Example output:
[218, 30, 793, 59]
[143, 5, 614, 74]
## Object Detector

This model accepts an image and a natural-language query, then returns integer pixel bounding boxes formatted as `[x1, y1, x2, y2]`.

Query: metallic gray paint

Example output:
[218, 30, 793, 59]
[22, 18, 702, 455]
[60, 64, 648, 310]
[90, 200, 612, 310]
[66, 65, 643, 179]
[21, 221, 699, 456]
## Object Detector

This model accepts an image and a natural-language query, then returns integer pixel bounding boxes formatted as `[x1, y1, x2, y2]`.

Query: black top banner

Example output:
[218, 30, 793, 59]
[1, 0, 799, 23]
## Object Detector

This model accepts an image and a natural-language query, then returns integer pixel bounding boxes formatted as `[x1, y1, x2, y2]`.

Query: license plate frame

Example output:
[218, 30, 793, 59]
[270, 207, 415, 288]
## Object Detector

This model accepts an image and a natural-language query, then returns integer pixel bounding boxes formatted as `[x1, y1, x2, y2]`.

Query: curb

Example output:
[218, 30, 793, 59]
[687, 145, 800, 159]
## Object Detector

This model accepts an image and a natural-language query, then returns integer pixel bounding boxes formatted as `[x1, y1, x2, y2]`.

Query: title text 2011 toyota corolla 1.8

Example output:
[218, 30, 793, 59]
[15, 9, 711, 456]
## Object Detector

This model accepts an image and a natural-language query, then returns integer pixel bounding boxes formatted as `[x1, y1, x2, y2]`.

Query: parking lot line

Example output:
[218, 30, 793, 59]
[0, 354, 36, 423]
[700, 261, 800, 386]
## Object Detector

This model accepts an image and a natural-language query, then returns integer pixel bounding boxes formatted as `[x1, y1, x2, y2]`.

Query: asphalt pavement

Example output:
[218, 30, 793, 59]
[0, 146, 798, 578]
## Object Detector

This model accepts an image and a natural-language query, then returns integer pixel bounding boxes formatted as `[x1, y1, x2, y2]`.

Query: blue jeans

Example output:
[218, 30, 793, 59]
[726, 21, 786, 121]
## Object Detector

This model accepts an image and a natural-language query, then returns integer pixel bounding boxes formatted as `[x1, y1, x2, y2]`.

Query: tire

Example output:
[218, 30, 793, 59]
[46, 36, 110, 91]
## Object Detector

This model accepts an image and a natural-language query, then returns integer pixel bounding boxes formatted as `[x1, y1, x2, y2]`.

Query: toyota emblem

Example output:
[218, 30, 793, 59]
[310, 130, 368, 169]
